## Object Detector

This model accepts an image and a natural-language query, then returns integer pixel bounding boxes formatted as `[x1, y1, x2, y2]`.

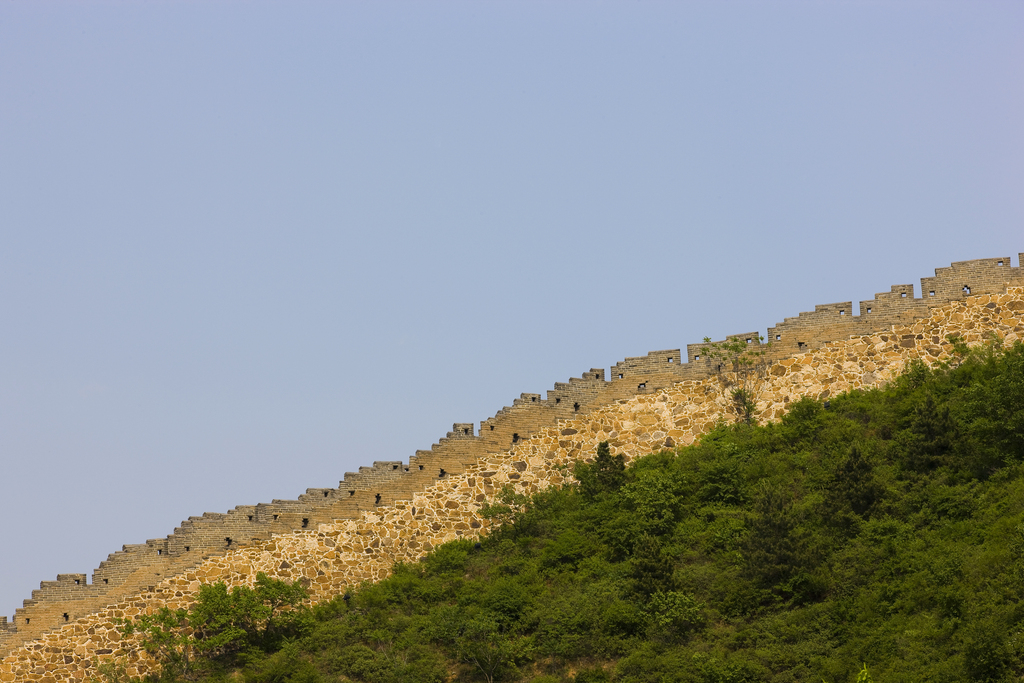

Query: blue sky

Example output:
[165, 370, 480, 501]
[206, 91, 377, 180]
[1, 1, 1022, 619]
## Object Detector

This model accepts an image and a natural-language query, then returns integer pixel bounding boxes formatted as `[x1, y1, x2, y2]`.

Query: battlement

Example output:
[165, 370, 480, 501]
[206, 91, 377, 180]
[611, 350, 685, 384]
[760, 256, 1022, 358]
[3, 253, 1022, 657]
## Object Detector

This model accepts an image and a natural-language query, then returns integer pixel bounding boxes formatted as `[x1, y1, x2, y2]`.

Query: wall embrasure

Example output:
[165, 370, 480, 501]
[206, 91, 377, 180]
[2, 257, 1023, 682]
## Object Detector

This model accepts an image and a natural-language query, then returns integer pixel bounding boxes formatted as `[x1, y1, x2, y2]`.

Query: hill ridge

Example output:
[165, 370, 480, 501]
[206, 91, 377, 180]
[2, 254, 1022, 680]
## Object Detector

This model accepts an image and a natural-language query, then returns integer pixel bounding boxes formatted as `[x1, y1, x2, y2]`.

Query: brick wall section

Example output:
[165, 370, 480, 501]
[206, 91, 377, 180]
[3, 277, 1023, 682]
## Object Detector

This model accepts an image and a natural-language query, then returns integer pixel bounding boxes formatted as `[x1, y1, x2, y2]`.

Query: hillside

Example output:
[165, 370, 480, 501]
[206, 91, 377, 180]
[109, 339, 1024, 682]
[3, 256, 1023, 683]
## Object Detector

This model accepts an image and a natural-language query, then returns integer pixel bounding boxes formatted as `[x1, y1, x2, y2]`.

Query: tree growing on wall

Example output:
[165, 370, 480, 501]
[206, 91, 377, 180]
[700, 335, 773, 423]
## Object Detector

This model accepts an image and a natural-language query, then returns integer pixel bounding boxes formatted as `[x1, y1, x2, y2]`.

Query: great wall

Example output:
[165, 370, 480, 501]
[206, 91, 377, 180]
[3, 254, 1024, 682]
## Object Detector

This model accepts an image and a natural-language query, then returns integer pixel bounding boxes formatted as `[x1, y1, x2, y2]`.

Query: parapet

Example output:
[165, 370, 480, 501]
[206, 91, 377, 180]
[611, 350, 684, 379]
[763, 256, 1023, 359]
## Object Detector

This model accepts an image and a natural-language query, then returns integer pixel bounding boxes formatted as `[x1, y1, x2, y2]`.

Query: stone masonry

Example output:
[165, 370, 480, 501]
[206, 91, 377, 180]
[2, 256, 1023, 682]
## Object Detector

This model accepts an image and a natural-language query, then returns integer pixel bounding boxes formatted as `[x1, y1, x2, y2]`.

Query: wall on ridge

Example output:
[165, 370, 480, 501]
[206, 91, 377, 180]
[3, 284, 1023, 683]
[2, 255, 1022, 659]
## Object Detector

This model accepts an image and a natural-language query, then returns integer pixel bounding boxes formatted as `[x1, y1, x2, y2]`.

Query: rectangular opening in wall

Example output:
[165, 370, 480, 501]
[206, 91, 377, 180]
[618, 373, 623, 379]
[998, 260, 1004, 266]
[74, 579, 80, 585]
[930, 291, 935, 296]
[866, 307, 872, 313]
[248, 515, 253, 521]
[104, 578, 109, 584]
[274, 515, 279, 521]
[775, 335, 781, 341]
[667, 357, 673, 363]
[901, 292, 907, 297]
[157, 549, 162, 555]
[840, 310, 845, 315]
[302, 518, 308, 528]
[63, 613, 68, 622]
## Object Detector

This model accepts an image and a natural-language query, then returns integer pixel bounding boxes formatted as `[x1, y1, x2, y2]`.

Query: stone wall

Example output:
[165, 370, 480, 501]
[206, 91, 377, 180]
[2, 258, 1023, 682]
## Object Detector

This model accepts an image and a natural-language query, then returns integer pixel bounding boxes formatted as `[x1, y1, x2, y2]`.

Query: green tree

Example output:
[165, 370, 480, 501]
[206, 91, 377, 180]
[574, 441, 626, 499]
[431, 609, 531, 683]
[117, 607, 198, 680]
[742, 485, 810, 594]
[118, 573, 308, 678]
[88, 659, 140, 683]
[455, 616, 532, 683]
[701, 335, 773, 423]
[963, 620, 1012, 682]
[480, 485, 532, 538]
[901, 392, 954, 472]
[825, 444, 881, 530]
[960, 340, 1024, 465]
[642, 591, 706, 641]
[189, 572, 309, 655]
[629, 534, 676, 598]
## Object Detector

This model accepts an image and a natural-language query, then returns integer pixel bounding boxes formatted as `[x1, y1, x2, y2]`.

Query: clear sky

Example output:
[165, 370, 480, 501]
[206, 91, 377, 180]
[1, 1, 1021, 620]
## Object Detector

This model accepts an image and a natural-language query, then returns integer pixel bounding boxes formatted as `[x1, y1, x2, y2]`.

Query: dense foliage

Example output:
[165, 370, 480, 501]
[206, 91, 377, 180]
[107, 341, 1024, 683]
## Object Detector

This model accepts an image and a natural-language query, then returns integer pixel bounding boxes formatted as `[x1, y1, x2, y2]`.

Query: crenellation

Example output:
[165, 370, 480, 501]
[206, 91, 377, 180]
[860, 284, 925, 322]
[5, 254, 1023, 668]
[758, 257, 1023, 363]
[920, 255, 1021, 302]
[299, 488, 340, 504]
[451, 423, 476, 438]
[611, 349, 686, 379]
[768, 301, 862, 355]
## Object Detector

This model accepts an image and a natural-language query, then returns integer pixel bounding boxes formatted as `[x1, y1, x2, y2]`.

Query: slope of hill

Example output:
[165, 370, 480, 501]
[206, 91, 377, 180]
[2, 256, 1023, 682]
[110, 339, 1024, 682]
